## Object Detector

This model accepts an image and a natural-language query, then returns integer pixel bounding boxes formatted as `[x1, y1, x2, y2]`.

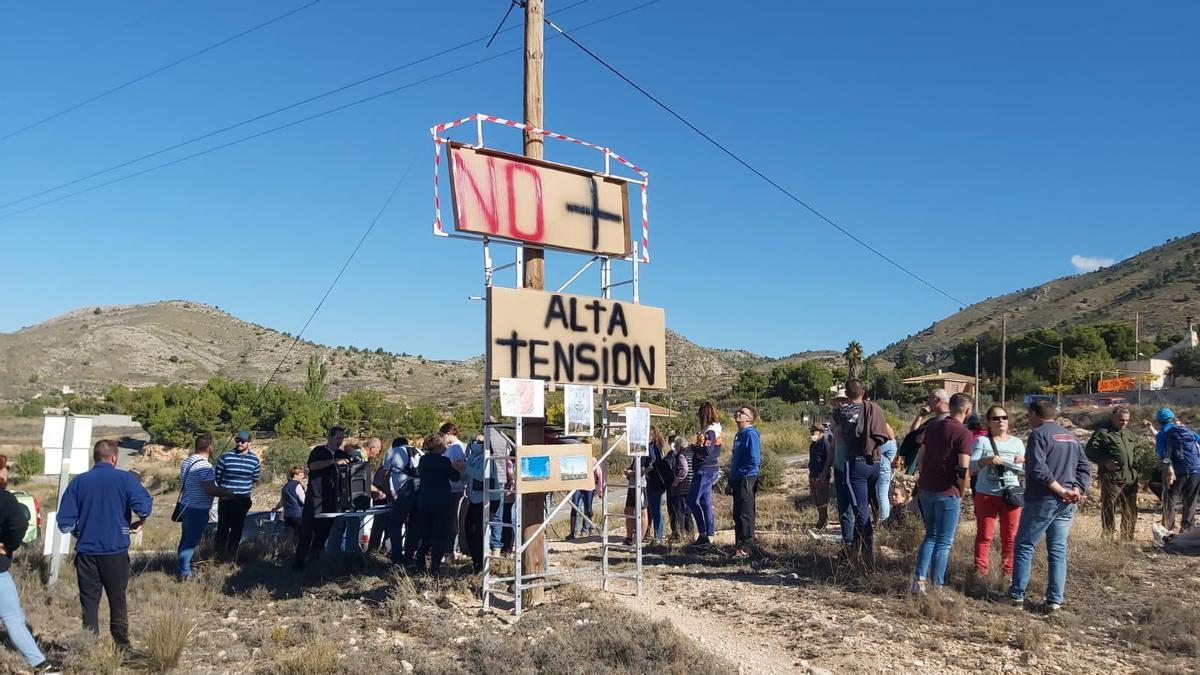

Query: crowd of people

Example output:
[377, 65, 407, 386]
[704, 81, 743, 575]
[808, 380, 1200, 613]
[2, 385, 1197, 672]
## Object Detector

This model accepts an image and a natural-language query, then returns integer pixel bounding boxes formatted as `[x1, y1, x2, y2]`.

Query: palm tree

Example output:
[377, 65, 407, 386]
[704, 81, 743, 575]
[844, 341, 864, 381]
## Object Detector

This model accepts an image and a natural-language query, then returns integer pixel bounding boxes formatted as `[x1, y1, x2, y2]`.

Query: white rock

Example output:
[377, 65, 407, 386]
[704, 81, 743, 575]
[402, 661, 414, 673]
[577, 602, 592, 610]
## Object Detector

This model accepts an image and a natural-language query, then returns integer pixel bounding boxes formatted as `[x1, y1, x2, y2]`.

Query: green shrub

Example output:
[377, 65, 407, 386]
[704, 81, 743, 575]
[263, 438, 312, 481]
[10, 449, 43, 484]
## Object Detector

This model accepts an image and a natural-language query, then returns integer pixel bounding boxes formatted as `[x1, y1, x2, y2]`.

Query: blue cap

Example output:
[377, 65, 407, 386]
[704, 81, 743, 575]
[1157, 408, 1175, 423]
[235, 431, 251, 442]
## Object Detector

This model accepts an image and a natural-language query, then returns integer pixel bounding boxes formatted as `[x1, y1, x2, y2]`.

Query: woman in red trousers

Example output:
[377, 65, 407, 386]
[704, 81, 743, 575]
[968, 405, 1025, 578]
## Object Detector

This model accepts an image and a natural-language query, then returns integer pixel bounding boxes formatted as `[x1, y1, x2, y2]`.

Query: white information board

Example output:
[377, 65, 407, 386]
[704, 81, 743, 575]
[42, 415, 93, 475]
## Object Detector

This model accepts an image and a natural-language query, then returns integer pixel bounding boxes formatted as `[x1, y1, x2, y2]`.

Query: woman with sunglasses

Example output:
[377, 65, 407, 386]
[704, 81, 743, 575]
[968, 405, 1025, 578]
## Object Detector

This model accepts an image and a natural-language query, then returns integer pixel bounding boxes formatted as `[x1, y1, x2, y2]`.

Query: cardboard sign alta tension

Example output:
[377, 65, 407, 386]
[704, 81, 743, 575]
[488, 286, 666, 390]
[448, 142, 631, 257]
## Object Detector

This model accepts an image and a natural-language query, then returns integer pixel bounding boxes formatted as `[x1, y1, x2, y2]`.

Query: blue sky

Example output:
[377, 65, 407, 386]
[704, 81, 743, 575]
[2, 1, 1197, 360]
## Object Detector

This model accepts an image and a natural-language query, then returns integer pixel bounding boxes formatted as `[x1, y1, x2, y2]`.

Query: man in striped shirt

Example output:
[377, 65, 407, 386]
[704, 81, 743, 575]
[214, 431, 262, 554]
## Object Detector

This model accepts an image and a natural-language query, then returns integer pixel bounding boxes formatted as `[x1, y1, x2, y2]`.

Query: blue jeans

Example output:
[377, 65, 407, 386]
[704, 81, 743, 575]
[570, 490, 595, 536]
[688, 471, 719, 537]
[647, 486, 667, 540]
[176, 506, 210, 578]
[0, 571, 46, 667]
[914, 490, 962, 586]
[1008, 497, 1077, 605]
[875, 464, 893, 522]
[327, 515, 364, 553]
[834, 458, 879, 552]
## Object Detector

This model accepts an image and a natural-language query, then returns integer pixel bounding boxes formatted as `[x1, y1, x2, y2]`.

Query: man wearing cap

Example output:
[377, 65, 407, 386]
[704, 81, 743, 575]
[214, 431, 262, 554]
[1144, 408, 1200, 531]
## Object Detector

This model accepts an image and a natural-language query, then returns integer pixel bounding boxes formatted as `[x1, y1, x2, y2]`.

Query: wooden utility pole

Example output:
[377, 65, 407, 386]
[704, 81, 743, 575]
[521, 0, 547, 607]
[999, 313, 1008, 404]
[973, 340, 980, 412]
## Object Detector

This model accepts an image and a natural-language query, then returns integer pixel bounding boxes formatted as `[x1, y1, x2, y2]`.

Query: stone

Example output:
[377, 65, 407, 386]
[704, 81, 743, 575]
[577, 602, 592, 610]
[855, 614, 879, 625]
[402, 661, 414, 672]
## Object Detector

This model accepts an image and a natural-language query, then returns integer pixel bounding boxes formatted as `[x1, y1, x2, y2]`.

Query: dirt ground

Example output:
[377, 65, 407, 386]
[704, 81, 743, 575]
[1, 460, 1197, 674]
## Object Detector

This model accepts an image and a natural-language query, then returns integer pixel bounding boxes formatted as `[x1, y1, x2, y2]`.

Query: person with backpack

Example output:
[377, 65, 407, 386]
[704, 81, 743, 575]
[667, 436, 695, 542]
[0, 454, 59, 673]
[910, 393, 974, 592]
[826, 380, 887, 567]
[729, 406, 762, 558]
[969, 405, 1025, 578]
[1085, 406, 1139, 540]
[177, 434, 233, 580]
[383, 437, 420, 567]
[1147, 408, 1200, 531]
[1008, 399, 1091, 613]
[687, 402, 723, 548]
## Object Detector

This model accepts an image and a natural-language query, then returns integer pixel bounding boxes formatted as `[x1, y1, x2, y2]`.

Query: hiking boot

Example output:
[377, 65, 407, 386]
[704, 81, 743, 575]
[1009, 595, 1025, 608]
[1044, 602, 1062, 614]
[565, 533, 577, 541]
[909, 577, 927, 594]
[733, 547, 749, 559]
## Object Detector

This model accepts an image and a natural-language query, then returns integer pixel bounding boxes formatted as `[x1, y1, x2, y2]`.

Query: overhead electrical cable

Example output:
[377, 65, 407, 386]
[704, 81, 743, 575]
[215, 153, 416, 452]
[543, 15, 1061, 351]
[0, 0, 590, 212]
[0, 0, 657, 222]
[0, 0, 323, 143]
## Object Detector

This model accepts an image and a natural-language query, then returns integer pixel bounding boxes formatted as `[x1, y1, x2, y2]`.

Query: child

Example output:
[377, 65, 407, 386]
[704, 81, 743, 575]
[413, 433, 460, 576]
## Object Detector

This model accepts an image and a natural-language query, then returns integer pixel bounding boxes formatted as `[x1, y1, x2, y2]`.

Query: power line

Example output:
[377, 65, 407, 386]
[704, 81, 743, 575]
[0, 0, 592, 213]
[543, 15, 1064, 353]
[0, 0, 322, 144]
[0, 1, 657, 222]
[218, 153, 416, 452]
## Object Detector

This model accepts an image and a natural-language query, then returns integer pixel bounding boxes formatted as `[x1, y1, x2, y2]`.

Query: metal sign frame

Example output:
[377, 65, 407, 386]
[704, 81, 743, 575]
[431, 114, 652, 615]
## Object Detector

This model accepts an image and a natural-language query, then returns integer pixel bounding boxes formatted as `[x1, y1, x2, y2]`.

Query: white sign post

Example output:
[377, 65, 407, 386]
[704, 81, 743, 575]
[43, 413, 92, 587]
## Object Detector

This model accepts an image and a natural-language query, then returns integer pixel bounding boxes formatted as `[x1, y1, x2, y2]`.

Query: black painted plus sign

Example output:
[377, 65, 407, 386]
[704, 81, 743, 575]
[566, 176, 621, 250]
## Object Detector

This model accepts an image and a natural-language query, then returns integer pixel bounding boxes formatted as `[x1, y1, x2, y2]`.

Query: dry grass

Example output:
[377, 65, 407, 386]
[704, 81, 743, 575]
[1121, 596, 1200, 657]
[271, 639, 341, 675]
[137, 600, 197, 672]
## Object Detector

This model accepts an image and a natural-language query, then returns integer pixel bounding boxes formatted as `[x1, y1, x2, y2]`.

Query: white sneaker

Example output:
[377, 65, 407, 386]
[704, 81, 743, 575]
[909, 578, 927, 594]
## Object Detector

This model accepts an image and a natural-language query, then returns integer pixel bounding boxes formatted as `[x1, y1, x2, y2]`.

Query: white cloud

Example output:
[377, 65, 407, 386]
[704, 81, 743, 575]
[1070, 254, 1115, 273]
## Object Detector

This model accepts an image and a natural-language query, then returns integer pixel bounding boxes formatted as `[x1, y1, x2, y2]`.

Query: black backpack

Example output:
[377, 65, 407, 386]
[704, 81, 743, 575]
[646, 453, 674, 491]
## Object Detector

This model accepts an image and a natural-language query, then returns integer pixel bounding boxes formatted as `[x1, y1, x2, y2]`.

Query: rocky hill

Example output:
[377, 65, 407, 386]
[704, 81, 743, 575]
[877, 233, 1200, 365]
[0, 301, 775, 402]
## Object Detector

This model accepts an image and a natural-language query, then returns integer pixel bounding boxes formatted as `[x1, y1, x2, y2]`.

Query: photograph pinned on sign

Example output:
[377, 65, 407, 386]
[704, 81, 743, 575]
[520, 455, 551, 482]
[564, 384, 594, 437]
[499, 377, 545, 418]
[625, 406, 651, 457]
[559, 454, 589, 482]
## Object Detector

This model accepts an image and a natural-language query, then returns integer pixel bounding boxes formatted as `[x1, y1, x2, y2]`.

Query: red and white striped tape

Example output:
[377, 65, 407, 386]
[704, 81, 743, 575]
[430, 113, 650, 263]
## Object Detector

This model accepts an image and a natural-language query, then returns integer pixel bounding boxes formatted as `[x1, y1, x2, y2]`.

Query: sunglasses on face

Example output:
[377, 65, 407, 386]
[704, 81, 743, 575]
[990, 416, 1008, 421]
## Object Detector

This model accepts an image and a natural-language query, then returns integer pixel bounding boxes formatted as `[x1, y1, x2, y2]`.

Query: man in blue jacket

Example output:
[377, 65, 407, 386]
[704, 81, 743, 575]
[1008, 400, 1090, 613]
[57, 439, 153, 649]
[1145, 408, 1200, 531]
[730, 405, 762, 558]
